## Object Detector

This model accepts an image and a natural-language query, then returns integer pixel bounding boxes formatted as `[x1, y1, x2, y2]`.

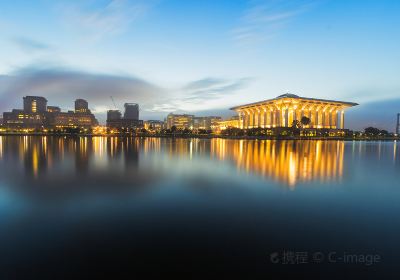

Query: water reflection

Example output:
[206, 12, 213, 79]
[0, 136, 399, 190]
[211, 140, 345, 187]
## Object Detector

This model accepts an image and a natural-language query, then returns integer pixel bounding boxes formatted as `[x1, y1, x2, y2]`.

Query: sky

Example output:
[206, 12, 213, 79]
[0, 0, 399, 131]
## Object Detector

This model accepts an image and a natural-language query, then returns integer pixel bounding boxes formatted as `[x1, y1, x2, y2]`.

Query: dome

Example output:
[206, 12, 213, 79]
[277, 93, 299, 98]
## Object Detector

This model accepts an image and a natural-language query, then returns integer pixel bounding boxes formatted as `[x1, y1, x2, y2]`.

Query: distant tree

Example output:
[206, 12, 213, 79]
[379, 130, 389, 136]
[170, 125, 177, 133]
[140, 128, 147, 134]
[183, 128, 192, 134]
[300, 116, 311, 127]
[364, 127, 381, 136]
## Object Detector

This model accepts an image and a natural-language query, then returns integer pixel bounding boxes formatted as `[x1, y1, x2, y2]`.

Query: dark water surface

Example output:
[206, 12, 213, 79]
[0, 136, 399, 278]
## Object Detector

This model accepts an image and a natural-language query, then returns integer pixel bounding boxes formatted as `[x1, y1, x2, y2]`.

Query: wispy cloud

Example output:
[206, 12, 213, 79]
[232, 0, 317, 45]
[0, 65, 164, 119]
[149, 77, 252, 113]
[11, 37, 51, 53]
[58, 0, 155, 42]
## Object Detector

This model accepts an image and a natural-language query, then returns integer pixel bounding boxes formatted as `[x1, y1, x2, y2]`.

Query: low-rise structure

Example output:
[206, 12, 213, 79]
[230, 93, 358, 130]
[144, 120, 164, 131]
[216, 116, 240, 131]
[193, 116, 222, 130]
[166, 113, 194, 129]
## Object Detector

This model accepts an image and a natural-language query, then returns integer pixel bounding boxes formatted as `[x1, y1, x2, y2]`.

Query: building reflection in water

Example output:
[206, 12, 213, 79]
[211, 139, 345, 187]
[0, 136, 145, 193]
[137, 138, 346, 187]
[2, 136, 398, 190]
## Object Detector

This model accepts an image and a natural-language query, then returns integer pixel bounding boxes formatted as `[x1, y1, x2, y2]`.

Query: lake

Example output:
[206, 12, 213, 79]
[0, 136, 399, 278]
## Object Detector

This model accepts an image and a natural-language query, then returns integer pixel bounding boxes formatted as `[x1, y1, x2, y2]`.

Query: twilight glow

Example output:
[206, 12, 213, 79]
[0, 0, 399, 130]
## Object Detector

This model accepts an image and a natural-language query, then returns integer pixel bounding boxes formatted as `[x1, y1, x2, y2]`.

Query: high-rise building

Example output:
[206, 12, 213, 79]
[23, 96, 47, 113]
[107, 110, 122, 121]
[124, 103, 139, 120]
[75, 99, 89, 113]
[3, 96, 98, 130]
[107, 108, 143, 131]
[396, 113, 400, 135]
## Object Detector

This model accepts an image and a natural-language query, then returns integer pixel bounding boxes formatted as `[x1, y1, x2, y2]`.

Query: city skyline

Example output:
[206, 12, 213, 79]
[0, 0, 399, 131]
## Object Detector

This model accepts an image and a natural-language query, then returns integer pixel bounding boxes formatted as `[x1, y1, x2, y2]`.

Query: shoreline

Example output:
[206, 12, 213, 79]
[0, 132, 398, 141]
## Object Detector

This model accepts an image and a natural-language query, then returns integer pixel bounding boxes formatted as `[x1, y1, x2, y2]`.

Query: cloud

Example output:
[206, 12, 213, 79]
[149, 77, 252, 113]
[232, 0, 317, 45]
[0, 65, 164, 121]
[58, 0, 155, 42]
[12, 37, 51, 53]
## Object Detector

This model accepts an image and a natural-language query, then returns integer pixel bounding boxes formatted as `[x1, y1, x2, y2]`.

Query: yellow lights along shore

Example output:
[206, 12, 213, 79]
[230, 94, 358, 129]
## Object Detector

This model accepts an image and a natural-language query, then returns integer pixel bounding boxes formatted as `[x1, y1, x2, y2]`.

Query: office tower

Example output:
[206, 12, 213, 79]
[124, 103, 139, 120]
[75, 99, 89, 113]
[23, 96, 47, 113]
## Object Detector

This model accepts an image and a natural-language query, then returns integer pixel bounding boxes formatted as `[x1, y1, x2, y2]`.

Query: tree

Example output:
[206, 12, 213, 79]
[291, 120, 302, 129]
[183, 128, 192, 134]
[364, 127, 381, 136]
[170, 125, 177, 133]
[300, 116, 311, 127]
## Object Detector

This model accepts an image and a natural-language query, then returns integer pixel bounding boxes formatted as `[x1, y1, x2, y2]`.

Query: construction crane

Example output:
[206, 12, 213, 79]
[110, 96, 118, 110]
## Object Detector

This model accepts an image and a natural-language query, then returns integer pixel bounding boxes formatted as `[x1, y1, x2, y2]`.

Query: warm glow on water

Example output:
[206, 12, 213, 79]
[0, 136, 399, 275]
[0, 136, 398, 188]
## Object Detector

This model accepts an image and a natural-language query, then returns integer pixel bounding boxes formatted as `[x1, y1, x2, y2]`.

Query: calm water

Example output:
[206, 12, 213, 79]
[0, 136, 399, 277]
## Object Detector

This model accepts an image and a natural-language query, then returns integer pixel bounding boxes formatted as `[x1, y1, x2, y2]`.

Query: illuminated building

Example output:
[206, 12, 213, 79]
[216, 116, 240, 131]
[47, 99, 98, 129]
[166, 113, 194, 129]
[124, 103, 139, 120]
[397, 113, 400, 135]
[3, 96, 98, 130]
[3, 109, 46, 129]
[144, 120, 164, 131]
[230, 93, 358, 129]
[23, 96, 47, 113]
[47, 106, 61, 113]
[75, 99, 89, 113]
[48, 111, 98, 129]
[193, 116, 222, 130]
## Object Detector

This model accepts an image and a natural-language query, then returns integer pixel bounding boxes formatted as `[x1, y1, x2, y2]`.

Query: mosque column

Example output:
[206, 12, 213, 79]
[244, 111, 249, 129]
[340, 110, 345, 129]
[315, 108, 320, 128]
[332, 109, 338, 129]
[239, 111, 244, 129]
[283, 108, 289, 127]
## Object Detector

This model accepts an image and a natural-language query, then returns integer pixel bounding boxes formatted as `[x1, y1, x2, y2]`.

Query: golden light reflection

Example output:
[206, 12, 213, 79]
[32, 144, 39, 178]
[211, 140, 345, 187]
[0, 136, 3, 158]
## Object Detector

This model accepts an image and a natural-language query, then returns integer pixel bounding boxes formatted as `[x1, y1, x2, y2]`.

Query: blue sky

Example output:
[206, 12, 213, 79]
[0, 0, 399, 131]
